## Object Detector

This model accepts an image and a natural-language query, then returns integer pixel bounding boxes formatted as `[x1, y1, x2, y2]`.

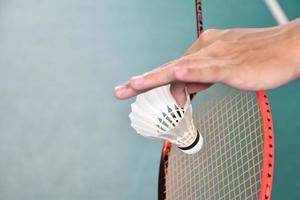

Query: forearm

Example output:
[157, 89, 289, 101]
[281, 18, 300, 79]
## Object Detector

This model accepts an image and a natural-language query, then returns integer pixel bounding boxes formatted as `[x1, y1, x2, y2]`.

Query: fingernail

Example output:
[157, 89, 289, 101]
[114, 85, 127, 98]
[131, 76, 144, 87]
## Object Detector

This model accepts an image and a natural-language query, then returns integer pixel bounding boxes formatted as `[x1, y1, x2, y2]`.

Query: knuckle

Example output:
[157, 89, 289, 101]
[203, 29, 220, 36]
[220, 29, 231, 36]
[204, 41, 229, 56]
[220, 28, 242, 37]
[211, 40, 228, 48]
[202, 29, 221, 39]
[220, 29, 234, 36]
[177, 58, 193, 67]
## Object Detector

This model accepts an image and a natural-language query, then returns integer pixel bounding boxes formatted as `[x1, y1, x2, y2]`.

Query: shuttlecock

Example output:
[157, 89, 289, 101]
[129, 85, 203, 154]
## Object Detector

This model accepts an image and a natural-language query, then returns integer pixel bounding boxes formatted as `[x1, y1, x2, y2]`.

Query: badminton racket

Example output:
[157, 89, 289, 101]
[158, 1, 274, 199]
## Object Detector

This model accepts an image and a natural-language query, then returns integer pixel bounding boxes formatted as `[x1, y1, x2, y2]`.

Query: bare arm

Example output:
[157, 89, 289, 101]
[114, 18, 300, 106]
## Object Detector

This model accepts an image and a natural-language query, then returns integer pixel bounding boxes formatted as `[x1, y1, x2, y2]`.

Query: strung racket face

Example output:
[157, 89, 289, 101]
[158, 1, 274, 199]
[158, 85, 274, 200]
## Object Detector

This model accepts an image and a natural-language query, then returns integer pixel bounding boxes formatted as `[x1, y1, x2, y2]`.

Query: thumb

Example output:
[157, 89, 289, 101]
[170, 82, 187, 107]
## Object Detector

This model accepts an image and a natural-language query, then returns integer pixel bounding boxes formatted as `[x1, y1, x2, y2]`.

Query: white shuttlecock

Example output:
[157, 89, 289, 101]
[129, 85, 203, 154]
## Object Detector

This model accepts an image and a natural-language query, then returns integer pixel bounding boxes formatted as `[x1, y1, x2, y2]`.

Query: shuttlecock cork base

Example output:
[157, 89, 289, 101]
[178, 131, 203, 154]
[129, 84, 203, 154]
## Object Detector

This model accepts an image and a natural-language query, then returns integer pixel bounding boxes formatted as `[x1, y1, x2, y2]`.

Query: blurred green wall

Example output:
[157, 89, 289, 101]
[0, 0, 299, 199]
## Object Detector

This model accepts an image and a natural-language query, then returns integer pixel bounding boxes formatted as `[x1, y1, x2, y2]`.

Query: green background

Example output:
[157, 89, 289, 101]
[0, 0, 299, 199]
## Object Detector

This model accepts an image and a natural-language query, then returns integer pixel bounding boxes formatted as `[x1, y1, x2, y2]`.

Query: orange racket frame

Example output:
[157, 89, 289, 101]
[158, 92, 274, 200]
[158, 1, 274, 199]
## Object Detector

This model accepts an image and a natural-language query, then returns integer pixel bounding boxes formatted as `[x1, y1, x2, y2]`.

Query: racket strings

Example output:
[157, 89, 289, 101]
[164, 85, 264, 200]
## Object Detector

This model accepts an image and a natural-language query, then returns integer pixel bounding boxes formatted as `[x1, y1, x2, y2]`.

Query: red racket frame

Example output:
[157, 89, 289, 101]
[158, 1, 274, 199]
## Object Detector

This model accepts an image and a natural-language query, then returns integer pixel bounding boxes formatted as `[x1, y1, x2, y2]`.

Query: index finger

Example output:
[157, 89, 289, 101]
[114, 60, 181, 100]
[128, 59, 181, 91]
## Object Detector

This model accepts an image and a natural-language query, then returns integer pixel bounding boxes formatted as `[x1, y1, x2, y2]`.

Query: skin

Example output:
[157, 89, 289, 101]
[114, 18, 300, 106]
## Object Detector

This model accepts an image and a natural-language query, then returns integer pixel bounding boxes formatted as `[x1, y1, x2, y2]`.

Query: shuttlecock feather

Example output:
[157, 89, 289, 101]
[129, 84, 203, 154]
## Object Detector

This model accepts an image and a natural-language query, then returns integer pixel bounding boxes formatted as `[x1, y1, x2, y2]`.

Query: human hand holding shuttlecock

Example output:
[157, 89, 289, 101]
[129, 85, 203, 154]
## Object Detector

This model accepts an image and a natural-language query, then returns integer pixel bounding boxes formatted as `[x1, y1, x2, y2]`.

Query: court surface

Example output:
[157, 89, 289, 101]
[0, 0, 299, 199]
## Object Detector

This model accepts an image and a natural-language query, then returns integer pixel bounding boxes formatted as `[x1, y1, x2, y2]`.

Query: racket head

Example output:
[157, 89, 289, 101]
[158, 85, 274, 199]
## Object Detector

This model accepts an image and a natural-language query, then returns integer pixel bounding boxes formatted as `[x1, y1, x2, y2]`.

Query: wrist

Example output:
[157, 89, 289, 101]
[296, 61, 300, 79]
[290, 41, 300, 80]
[292, 31, 300, 79]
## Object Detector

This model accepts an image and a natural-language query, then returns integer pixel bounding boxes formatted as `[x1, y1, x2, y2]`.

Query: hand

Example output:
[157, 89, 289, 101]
[114, 18, 300, 106]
